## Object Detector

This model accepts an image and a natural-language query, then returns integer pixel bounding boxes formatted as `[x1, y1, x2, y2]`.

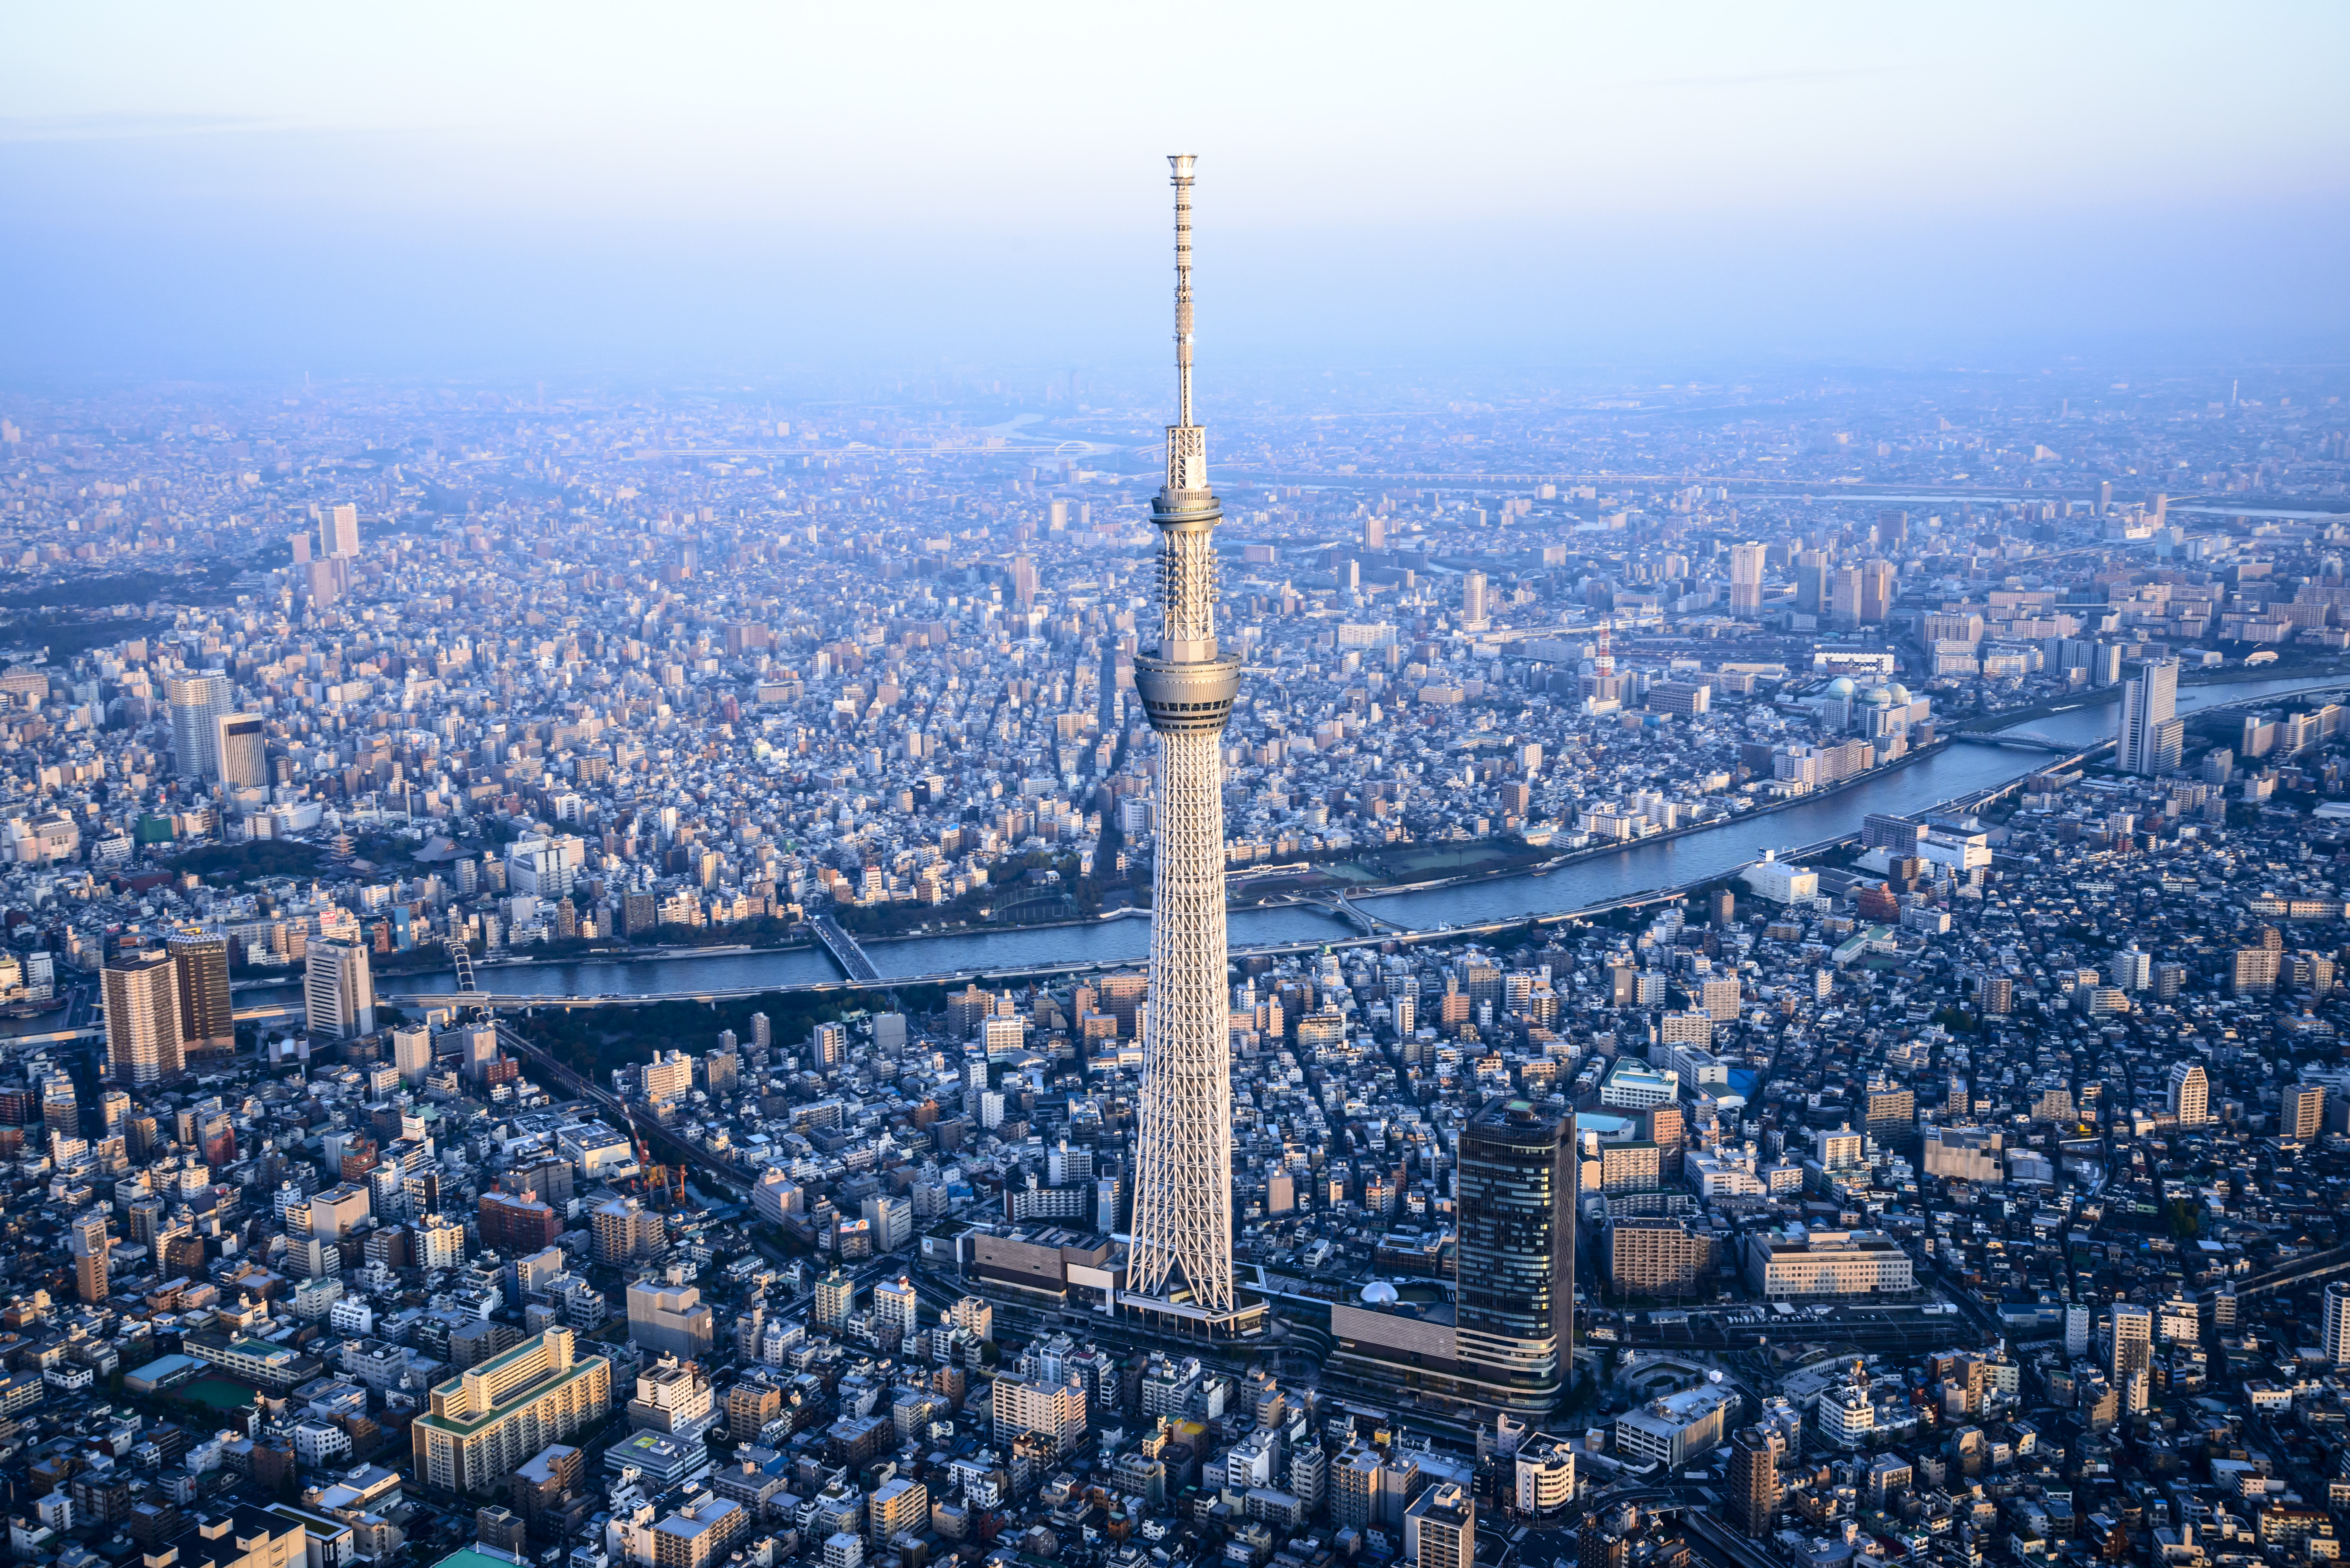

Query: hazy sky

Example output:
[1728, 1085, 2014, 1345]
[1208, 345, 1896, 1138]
[4, 2, 2346, 383]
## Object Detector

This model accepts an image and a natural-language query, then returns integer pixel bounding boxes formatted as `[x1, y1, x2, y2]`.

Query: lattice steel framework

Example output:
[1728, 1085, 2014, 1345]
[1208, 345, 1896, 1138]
[1125, 153, 1243, 1317]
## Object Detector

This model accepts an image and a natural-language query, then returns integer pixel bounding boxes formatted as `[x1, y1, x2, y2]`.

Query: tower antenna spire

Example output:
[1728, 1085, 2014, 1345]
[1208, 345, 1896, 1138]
[1165, 155, 1206, 495]
[1171, 153, 1195, 430]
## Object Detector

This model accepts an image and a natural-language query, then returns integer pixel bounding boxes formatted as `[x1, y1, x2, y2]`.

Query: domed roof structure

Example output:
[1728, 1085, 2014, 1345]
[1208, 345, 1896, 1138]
[1826, 676, 1857, 698]
[1360, 1280, 1401, 1305]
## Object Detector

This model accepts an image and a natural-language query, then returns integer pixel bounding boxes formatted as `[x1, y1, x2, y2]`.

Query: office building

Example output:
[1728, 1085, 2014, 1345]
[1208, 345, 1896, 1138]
[1455, 1098, 1574, 1415]
[410, 1328, 612, 1494]
[104, 948, 185, 1085]
[1792, 550, 1829, 615]
[393, 1024, 433, 1086]
[1512, 1434, 1575, 1516]
[216, 713, 266, 789]
[1122, 156, 1262, 1340]
[626, 1276, 716, 1360]
[304, 940, 376, 1041]
[2168, 1061, 2209, 1126]
[166, 672, 233, 780]
[1858, 558, 1895, 624]
[168, 933, 237, 1060]
[1744, 1229, 1915, 1299]
[321, 502, 361, 558]
[2118, 658, 2182, 775]
[1613, 1385, 1736, 1468]
[1404, 1482, 1474, 1568]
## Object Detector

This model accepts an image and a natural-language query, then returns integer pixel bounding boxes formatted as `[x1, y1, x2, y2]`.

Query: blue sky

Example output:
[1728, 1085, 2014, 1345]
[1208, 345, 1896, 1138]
[4, 2, 2345, 381]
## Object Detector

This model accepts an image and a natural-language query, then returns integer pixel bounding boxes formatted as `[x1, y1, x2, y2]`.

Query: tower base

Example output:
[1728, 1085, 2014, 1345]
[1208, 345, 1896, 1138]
[1118, 1289, 1271, 1343]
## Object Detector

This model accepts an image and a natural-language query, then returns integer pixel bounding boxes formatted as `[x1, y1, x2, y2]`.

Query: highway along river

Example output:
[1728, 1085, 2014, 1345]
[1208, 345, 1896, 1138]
[388, 675, 2341, 998]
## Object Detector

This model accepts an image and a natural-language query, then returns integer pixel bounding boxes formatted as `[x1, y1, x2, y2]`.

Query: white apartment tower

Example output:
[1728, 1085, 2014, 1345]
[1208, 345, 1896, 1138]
[166, 672, 233, 780]
[2322, 1281, 2350, 1367]
[2117, 658, 2181, 775]
[2167, 1060, 2209, 1127]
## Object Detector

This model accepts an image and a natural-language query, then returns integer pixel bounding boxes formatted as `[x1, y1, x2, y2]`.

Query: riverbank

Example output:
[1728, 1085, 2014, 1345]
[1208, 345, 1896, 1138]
[1954, 661, 2350, 732]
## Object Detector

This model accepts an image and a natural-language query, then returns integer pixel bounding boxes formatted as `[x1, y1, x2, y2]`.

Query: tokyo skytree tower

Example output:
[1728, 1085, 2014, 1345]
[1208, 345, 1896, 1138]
[1124, 154, 1245, 1324]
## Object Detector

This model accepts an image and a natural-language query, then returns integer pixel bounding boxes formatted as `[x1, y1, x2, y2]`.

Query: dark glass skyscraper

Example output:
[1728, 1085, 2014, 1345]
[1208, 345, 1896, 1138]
[1455, 1097, 1574, 1413]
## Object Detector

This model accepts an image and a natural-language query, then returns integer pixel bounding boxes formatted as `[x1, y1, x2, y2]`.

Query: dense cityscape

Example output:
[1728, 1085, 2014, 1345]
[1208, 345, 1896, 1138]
[2, 108, 2350, 1568]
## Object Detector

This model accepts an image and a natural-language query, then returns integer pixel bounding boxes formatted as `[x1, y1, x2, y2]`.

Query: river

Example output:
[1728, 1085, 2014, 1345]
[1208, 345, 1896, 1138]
[378, 674, 2344, 998]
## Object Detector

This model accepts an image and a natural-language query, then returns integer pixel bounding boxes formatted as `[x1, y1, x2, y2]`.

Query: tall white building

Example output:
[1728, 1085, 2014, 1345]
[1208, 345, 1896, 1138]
[321, 502, 361, 558]
[166, 672, 233, 780]
[1729, 541, 1766, 616]
[1461, 570, 1491, 630]
[305, 939, 377, 1040]
[216, 713, 267, 788]
[2323, 1281, 2350, 1367]
[2167, 1061, 2209, 1126]
[2110, 1302, 2153, 1385]
[2117, 658, 2181, 775]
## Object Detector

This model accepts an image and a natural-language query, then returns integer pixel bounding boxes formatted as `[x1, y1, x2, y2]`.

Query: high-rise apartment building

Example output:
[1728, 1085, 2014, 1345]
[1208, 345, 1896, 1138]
[1606, 1217, 1715, 1298]
[989, 1372, 1088, 1456]
[104, 948, 184, 1085]
[166, 672, 233, 780]
[1728, 541, 1765, 617]
[69, 1209, 111, 1304]
[167, 933, 236, 1059]
[2118, 659, 2182, 775]
[1455, 1098, 1573, 1417]
[411, 1328, 611, 1493]
[591, 1194, 668, 1266]
[1726, 1424, 1785, 1538]
[2286, 1082, 2326, 1142]
[1404, 1482, 1475, 1568]
[1461, 570, 1490, 630]
[2323, 1281, 2350, 1367]
[2167, 1061, 2209, 1126]
[304, 939, 376, 1040]
[2110, 1302, 2153, 1385]
[1122, 156, 1262, 1339]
